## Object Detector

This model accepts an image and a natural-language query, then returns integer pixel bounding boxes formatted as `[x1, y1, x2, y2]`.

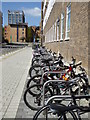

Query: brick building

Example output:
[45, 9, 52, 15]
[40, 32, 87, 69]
[42, 1, 90, 75]
[4, 23, 28, 43]
[4, 10, 27, 43]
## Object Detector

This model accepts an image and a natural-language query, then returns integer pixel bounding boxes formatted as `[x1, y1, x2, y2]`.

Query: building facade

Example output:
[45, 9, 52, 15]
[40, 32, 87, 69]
[42, 1, 90, 74]
[4, 23, 27, 43]
[4, 10, 28, 43]
[0, 11, 3, 43]
[8, 10, 25, 24]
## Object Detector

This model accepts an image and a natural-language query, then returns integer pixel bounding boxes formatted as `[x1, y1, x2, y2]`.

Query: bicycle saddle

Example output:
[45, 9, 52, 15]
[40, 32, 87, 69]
[34, 54, 41, 57]
[50, 103, 78, 114]
[41, 53, 49, 56]
[41, 58, 53, 63]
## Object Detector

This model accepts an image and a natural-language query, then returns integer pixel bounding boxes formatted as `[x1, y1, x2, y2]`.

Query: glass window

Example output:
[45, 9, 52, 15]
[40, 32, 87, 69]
[60, 13, 64, 40]
[16, 14, 19, 23]
[19, 14, 22, 23]
[8, 14, 11, 18]
[9, 19, 11, 24]
[55, 21, 56, 41]
[65, 3, 71, 39]
[22, 32, 24, 34]
[8, 14, 12, 24]
[12, 14, 15, 24]
[22, 28, 24, 31]
[57, 18, 60, 41]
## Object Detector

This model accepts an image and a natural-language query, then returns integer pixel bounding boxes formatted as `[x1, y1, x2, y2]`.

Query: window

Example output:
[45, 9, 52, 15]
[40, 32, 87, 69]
[16, 14, 19, 23]
[65, 3, 71, 40]
[19, 14, 22, 23]
[22, 28, 24, 31]
[60, 13, 64, 40]
[9, 19, 12, 24]
[53, 24, 54, 41]
[12, 14, 15, 24]
[22, 32, 24, 34]
[8, 14, 12, 24]
[8, 14, 11, 19]
[57, 18, 60, 41]
[54, 21, 56, 41]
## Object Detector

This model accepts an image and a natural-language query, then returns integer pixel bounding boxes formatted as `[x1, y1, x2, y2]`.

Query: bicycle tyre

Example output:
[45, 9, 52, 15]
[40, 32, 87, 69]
[33, 104, 78, 120]
[32, 58, 41, 66]
[27, 74, 42, 89]
[29, 65, 42, 78]
[24, 84, 53, 110]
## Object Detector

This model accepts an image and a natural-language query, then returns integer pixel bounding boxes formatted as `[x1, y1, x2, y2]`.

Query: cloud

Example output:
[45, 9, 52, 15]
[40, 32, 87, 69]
[22, 7, 41, 17]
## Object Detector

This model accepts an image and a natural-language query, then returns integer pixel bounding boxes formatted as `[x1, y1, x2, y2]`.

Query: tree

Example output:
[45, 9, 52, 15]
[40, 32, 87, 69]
[26, 26, 34, 42]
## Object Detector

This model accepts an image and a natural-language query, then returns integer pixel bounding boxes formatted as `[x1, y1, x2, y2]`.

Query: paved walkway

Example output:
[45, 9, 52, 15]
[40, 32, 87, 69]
[0, 46, 89, 119]
[15, 75, 36, 118]
[0, 47, 32, 119]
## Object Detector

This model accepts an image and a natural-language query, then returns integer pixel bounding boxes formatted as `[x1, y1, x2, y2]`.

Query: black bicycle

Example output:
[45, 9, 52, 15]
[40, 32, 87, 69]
[33, 95, 90, 120]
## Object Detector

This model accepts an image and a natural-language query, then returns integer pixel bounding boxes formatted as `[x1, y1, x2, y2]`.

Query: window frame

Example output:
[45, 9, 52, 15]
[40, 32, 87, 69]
[65, 3, 71, 40]
[54, 20, 57, 41]
[60, 12, 64, 41]
[57, 18, 60, 41]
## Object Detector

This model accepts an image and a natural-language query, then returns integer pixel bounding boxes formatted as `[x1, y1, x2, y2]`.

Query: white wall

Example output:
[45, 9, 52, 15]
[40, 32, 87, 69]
[43, 0, 55, 29]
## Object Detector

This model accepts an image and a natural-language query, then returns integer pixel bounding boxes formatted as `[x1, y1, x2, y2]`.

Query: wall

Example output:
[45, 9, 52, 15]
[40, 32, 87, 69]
[4, 25, 27, 43]
[43, 2, 89, 71]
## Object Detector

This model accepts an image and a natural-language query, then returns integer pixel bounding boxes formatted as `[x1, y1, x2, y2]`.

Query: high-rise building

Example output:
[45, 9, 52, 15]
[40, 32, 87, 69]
[8, 10, 25, 24]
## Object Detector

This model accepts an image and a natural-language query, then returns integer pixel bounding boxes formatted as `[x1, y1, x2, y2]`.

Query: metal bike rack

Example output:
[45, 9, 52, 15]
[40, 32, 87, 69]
[41, 70, 66, 84]
[42, 77, 80, 106]
[46, 94, 90, 105]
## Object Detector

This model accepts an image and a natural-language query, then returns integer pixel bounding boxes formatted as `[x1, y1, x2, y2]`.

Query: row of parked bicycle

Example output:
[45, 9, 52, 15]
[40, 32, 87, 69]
[24, 46, 90, 120]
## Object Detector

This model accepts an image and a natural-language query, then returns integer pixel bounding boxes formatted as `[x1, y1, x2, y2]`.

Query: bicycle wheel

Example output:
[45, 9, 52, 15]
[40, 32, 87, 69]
[24, 85, 42, 110]
[33, 104, 78, 120]
[32, 59, 41, 66]
[24, 84, 53, 110]
[27, 74, 42, 89]
[27, 84, 42, 96]
[29, 65, 43, 78]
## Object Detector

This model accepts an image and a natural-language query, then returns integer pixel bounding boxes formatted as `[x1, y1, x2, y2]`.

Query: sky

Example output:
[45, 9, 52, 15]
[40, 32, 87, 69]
[2, 2, 41, 27]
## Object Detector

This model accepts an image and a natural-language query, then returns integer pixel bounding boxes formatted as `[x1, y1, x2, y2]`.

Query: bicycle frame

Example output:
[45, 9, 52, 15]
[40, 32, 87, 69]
[42, 78, 81, 106]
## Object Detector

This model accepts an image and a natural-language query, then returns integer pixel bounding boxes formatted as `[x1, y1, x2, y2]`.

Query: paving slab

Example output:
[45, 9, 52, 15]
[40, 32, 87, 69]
[15, 75, 36, 118]
[1, 47, 32, 119]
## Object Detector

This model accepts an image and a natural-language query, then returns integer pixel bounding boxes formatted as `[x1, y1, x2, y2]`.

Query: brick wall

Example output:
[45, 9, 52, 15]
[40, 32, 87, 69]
[4, 25, 27, 43]
[43, 2, 89, 71]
